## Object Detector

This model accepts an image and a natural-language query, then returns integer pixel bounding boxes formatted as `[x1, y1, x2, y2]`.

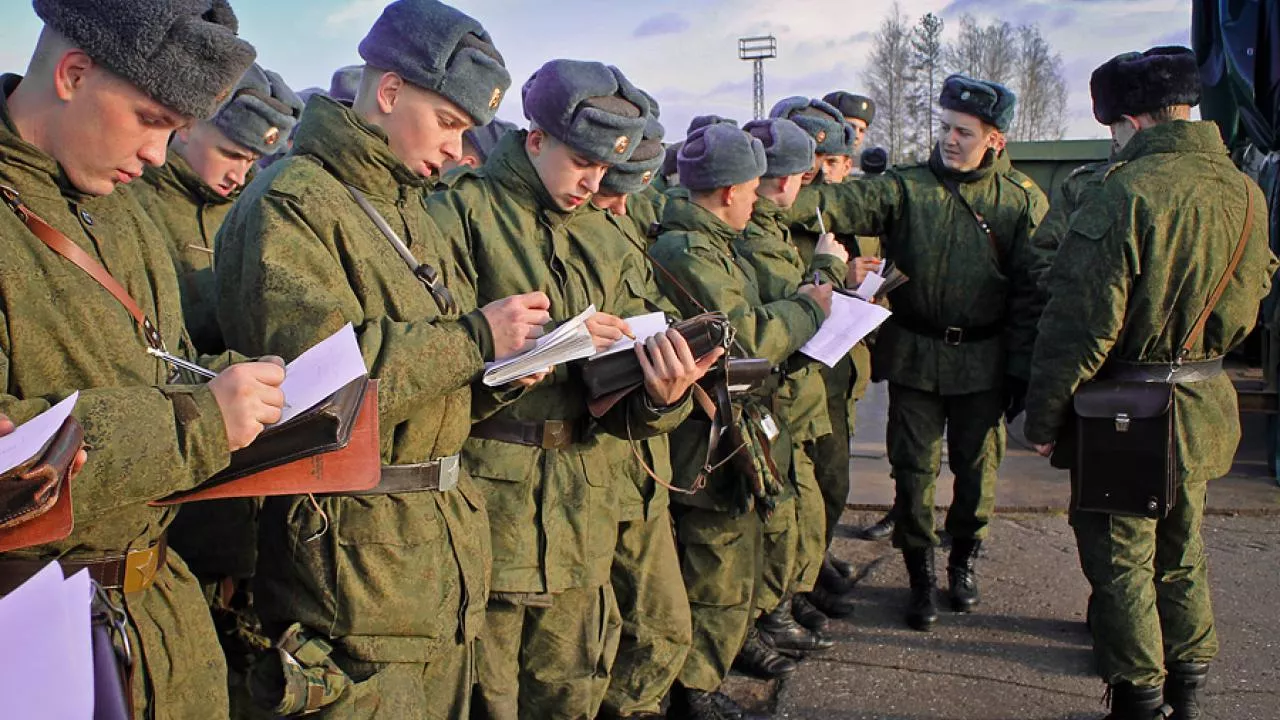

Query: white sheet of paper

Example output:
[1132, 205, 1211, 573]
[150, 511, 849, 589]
[483, 305, 599, 386]
[854, 270, 885, 301]
[0, 392, 78, 476]
[0, 562, 94, 720]
[597, 312, 670, 357]
[275, 324, 367, 425]
[799, 292, 893, 368]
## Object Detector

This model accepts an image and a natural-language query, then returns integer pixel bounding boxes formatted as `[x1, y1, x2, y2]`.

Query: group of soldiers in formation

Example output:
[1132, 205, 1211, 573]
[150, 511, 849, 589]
[0, 1, 1273, 720]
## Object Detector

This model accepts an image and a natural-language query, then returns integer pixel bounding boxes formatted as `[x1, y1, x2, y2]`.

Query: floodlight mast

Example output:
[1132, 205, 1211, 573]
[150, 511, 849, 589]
[738, 35, 778, 120]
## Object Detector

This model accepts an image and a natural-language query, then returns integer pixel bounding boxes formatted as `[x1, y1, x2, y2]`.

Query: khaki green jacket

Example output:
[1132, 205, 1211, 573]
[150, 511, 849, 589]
[0, 74, 232, 718]
[215, 95, 492, 662]
[1032, 160, 1110, 259]
[995, 150, 1051, 226]
[739, 196, 845, 442]
[791, 148, 1046, 393]
[428, 131, 691, 594]
[130, 153, 240, 353]
[1024, 121, 1277, 483]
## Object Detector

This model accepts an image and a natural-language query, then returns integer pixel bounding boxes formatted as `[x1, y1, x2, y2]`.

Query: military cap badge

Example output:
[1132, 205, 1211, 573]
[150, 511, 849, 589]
[263, 126, 280, 146]
[816, 130, 827, 143]
[642, 170, 653, 185]
[489, 87, 503, 111]
[614, 135, 630, 155]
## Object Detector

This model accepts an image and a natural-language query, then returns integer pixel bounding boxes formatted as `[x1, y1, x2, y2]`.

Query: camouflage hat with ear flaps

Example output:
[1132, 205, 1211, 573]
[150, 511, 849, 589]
[677, 123, 766, 192]
[521, 59, 649, 166]
[32, 0, 257, 119]
[358, 0, 512, 125]
[744, 118, 815, 178]
[1090, 46, 1201, 125]
[212, 64, 304, 156]
[769, 96, 855, 156]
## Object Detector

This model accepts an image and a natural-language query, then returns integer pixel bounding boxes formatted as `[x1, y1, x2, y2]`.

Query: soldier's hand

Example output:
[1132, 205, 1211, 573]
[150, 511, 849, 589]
[483, 292, 552, 361]
[511, 369, 550, 388]
[847, 257, 883, 287]
[1, 412, 89, 478]
[209, 361, 287, 451]
[586, 312, 634, 352]
[1034, 442, 1055, 458]
[636, 330, 725, 407]
[814, 232, 849, 264]
[798, 282, 834, 317]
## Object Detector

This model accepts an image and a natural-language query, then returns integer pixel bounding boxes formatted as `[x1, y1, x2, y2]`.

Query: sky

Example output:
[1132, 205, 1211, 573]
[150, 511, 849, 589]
[0, 0, 1194, 142]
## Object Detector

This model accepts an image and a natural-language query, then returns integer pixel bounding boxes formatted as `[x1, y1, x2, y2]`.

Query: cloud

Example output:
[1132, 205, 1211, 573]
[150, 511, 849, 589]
[324, 0, 385, 29]
[634, 12, 690, 38]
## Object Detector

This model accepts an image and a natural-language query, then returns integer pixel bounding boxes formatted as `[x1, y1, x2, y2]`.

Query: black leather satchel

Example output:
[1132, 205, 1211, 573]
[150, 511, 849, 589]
[581, 312, 734, 399]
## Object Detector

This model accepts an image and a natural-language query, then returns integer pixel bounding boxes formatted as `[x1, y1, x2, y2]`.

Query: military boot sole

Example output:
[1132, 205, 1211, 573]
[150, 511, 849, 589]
[906, 612, 937, 632]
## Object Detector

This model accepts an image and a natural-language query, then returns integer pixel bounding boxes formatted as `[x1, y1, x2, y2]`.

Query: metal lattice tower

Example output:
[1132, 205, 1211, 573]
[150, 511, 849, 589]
[738, 36, 777, 120]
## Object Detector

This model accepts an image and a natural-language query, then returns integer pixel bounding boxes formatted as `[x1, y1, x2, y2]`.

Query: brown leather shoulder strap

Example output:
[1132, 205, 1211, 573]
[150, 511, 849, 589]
[0, 185, 165, 350]
[1180, 176, 1256, 360]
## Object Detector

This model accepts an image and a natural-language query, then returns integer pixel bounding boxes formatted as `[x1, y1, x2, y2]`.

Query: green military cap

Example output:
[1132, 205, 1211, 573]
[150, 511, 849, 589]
[677, 123, 766, 191]
[358, 0, 512, 125]
[1090, 46, 1200, 125]
[33, 0, 256, 119]
[939, 74, 1016, 131]
[823, 91, 876, 126]
[769, 96, 855, 156]
[212, 64, 304, 156]
[743, 118, 815, 178]
[522, 59, 649, 165]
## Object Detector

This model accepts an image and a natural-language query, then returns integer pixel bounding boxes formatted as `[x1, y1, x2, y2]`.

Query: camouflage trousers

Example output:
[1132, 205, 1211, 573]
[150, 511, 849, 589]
[311, 641, 473, 719]
[1071, 478, 1219, 688]
[601, 508, 692, 717]
[672, 504, 763, 693]
[473, 585, 621, 719]
[758, 448, 826, 615]
[886, 384, 1005, 550]
[813, 357, 853, 547]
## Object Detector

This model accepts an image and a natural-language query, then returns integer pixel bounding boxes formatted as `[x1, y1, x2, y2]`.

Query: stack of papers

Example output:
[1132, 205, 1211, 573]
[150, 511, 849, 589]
[483, 306, 600, 386]
[853, 260, 909, 302]
[799, 292, 893, 368]
[0, 562, 94, 719]
[595, 312, 670, 357]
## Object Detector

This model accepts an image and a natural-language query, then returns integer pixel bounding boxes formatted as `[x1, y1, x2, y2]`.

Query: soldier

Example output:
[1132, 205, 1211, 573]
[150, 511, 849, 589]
[428, 59, 714, 719]
[737, 117, 848, 658]
[1032, 157, 1111, 260]
[1024, 47, 1276, 720]
[131, 64, 302, 356]
[0, 2, 288, 718]
[591, 102, 667, 238]
[822, 90, 875, 164]
[215, 2, 553, 717]
[789, 74, 1045, 632]
[650, 122, 832, 720]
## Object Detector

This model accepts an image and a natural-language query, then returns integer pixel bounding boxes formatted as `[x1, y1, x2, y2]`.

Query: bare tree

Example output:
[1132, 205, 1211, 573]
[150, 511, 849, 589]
[1009, 25, 1068, 141]
[944, 14, 1016, 86]
[909, 12, 945, 154]
[862, 3, 915, 164]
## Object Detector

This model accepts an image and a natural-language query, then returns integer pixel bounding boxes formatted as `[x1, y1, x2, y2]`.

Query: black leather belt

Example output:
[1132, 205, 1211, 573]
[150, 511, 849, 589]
[470, 417, 587, 450]
[335, 456, 461, 496]
[0, 534, 168, 596]
[1100, 358, 1224, 385]
[892, 315, 1003, 346]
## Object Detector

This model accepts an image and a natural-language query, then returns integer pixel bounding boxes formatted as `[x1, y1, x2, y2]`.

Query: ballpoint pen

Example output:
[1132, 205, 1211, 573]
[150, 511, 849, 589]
[146, 347, 217, 379]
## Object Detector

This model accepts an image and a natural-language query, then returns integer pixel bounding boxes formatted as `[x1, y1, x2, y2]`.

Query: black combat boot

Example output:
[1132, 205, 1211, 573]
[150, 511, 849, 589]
[806, 583, 857, 619]
[732, 626, 798, 679]
[1103, 682, 1172, 720]
[858, 511, 894, 541]
[903, 547, 938, 631]
[1164, 662, 1209, 720]
[790, 592, 830, 632]
[947, 537, 982, 613]
[819, 555, 855, 594]
[668, 684, 768, 720]
[827, 552, 857, 581]
[757, 596, 834, 656]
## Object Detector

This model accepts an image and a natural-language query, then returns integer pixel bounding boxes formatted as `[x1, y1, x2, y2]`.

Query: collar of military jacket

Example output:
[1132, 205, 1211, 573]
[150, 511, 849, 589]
[660, 192, 741, 249]
[0, 74, 96, 204]
[290, 94, 427, 198]
[1115, 120, 1225, 165]
[484, 129, 593, 227]
[927, 144, 997, 185]
[146, 151, 241, 207]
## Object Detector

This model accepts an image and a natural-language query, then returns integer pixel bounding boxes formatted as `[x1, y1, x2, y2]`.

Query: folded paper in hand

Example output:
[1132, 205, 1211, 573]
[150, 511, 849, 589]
[0, 393, 78, 477]
[596, 312, 669, 357]
[854, 261, 908, 302]
[483, 305, 600, 386]
[275, 323, 367, 425]
[799, 292, 892, 368]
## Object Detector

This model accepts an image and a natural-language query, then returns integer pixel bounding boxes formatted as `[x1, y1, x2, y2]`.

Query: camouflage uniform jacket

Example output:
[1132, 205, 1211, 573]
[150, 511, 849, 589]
[428, 130, 692, 594]
[130, 152, 241, 354]
[624, 183, 665, 236]
[1024, 121, 1277, 483]
[0, 75, 233, 718]
[995, 149, 1050, 226]
[738, 196, 846, 442]
[790, 148, 1046, 393]
[1032, 160, 1110, 259]
[649, 194, 826, 511]
[215, 95, 492, 662]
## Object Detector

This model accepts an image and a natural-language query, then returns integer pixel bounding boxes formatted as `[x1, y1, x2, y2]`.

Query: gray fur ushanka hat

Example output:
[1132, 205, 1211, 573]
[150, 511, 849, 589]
[743, 118, 815, 178]
[769, 96, 855, 156]
[211, 64, 304, 156]
[677, 123, 766, 191]
[522, 59, 649, 165]
[1090, 46, 1201, 125]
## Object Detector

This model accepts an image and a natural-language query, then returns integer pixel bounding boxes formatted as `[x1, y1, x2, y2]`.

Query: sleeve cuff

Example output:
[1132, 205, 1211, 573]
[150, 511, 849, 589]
[457, 309, 495, 363]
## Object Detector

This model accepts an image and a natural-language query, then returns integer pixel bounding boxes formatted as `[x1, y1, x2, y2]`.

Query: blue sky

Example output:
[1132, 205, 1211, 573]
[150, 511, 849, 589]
[0, 0, 1192, 141]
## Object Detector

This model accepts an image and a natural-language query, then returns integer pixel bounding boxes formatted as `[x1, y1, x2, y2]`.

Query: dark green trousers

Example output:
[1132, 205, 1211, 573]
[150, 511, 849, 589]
[672, 505, 763, 692]
[1071, 478, 1218, 687]
[812, 356, 854, 547]
[886, 383, 1005, 549]
[601, 508, 692, 717]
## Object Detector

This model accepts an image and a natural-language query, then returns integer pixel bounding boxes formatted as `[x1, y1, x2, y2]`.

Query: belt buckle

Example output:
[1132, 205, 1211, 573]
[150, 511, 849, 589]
[542, 421, 570, 449]
[437, 455, 460, 492]
[944, 327, 964, 346]
[122, 545, 160, 594]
